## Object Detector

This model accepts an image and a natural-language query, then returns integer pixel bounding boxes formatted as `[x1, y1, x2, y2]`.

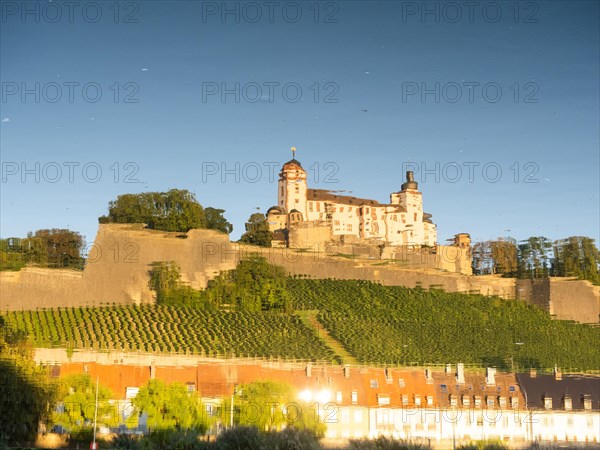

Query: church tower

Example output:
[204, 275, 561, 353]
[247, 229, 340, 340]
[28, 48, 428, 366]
[391, 171, 425, 245]
[278, 147, 307, 218]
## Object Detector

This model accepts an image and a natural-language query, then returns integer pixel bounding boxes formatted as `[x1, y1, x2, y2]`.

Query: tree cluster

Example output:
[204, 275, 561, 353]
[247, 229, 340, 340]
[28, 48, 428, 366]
[0, 228, 85, 271]
[148, 256, 292, 312]
[472, 235, 599, 284]
[99, 189, 232, 234]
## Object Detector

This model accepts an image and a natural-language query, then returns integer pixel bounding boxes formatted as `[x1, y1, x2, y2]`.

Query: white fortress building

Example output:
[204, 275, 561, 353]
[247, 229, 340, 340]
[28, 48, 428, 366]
[266, 150, 438, 249]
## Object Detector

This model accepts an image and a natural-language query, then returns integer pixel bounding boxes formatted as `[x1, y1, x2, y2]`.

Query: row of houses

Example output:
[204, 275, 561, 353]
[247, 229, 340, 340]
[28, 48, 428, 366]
[48, 354, 599, 447]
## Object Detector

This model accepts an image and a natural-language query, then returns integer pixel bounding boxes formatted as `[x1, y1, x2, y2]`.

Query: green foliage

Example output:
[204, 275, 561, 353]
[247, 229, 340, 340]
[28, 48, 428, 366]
[99, 189, 205, 232]
[457, 441, 507, 450]
[214, 426, 265, 450]
[287, 279, 600, 370]
[0, 229, 85, 271]
[0, 316, 56, 445]
[53, 374, 115, 431]
[348, 436, 430, 449]
[4, 305, 337, 361]
[205, 207, 233, 234]
[133, 379, 209, 432]
[517, 236, 553, 279]
[552, 236, 600, 284]
[240, 213, 272, 247]
[204, 256, 292, 312]
[473, 235, 599, 284]
[223, 381, 324, 435]
[148, 261, 214, 309]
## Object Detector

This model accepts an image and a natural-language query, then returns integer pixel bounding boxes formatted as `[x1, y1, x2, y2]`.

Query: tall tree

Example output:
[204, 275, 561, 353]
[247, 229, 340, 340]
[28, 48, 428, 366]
[240, 213, 272, 247]
[0, 316, 56, 445]
[204, 207, 233, 234]
[517, 236, 553, 279]
[133, 379, 208, 432]
[225, 381, 325, 435]
[490, 238, 518, 276]
[52, 374, 116, 432]
[552, 236, 600, 284]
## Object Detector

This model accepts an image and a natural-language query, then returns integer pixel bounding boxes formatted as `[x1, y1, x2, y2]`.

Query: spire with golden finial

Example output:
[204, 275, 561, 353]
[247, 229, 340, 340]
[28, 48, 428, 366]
[291, 146, 296, 159]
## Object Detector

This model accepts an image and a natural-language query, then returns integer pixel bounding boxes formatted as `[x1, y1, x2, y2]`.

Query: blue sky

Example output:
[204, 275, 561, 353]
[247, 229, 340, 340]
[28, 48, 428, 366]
[1, 0, 598, 246]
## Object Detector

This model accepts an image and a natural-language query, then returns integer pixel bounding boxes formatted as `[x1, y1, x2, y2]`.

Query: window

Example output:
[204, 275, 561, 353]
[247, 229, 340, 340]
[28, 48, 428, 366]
[486, 396, 495, 408]
[336, 391, 342, 403]
[309, 203, 313, 212]
[440, 384, 447, 392]
[450, 395, 458, 406]
[342, 409, 350, 424]
[354, 410, 363, 423]
[370, 379, 379, 388]
[377, 395, 390, 406]
[414, 394, 421, 406]
[474, 396, 482, 408]
[462, 395, 471, 407]
[351, 391, 358, 405]
[401, 394, 409, 406]
[510, 397, 519, 409]
[544, 396, 553, 409]
[398, 378, 405, 388]
[426, 395, 434, 406]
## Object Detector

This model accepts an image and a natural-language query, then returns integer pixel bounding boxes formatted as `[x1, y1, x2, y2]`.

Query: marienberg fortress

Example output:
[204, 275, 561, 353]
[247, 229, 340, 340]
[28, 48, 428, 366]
[1, 156, 598, 323]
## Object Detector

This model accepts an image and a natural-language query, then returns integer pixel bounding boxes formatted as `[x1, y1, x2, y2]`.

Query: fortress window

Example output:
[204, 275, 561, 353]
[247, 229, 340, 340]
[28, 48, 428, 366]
[340, 207, 344, 212]
[309, 203, 313, 212]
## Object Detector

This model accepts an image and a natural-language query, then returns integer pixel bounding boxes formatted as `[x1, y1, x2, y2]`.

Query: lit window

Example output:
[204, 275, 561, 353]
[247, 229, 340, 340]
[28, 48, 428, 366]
[354, 410, 363, 423]
[414, 395, 421, 406]
[351, 391, 358, 404]
[377, 395, 390, 406]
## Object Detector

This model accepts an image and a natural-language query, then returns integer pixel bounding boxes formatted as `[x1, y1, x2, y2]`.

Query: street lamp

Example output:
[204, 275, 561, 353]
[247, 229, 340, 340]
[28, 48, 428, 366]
[230, 384, 238, 429]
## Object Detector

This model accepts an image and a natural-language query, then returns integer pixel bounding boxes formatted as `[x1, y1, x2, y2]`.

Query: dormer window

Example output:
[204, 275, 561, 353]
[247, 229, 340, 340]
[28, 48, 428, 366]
[543, 395, 553, 409]
[563, 395, 572, 411]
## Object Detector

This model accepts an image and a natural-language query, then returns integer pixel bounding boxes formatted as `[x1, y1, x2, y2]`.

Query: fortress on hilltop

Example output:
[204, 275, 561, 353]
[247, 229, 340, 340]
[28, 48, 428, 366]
[266, 148, 443, 250]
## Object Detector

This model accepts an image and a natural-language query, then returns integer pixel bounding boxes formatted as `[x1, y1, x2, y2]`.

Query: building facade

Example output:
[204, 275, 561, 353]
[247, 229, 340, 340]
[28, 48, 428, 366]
[267, 157, 437, 248]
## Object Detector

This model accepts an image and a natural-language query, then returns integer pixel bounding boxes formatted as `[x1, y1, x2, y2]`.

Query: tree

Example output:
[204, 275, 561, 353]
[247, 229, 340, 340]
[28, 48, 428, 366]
[0, 229, 85, 271]
[490, 238, 518, 276]
[240, 213, 272, 247]
[204, 255, 292, 312]
[552, 236, 600, 284]
[52, 374, 116, 432]
[204, 207, 233, 234]
[148, 261, 182, 303]
[224, 381, 325, 435]
[148, 261, 213, 308]
[0, 316, 56, 445]
[517, 236, 552, 279]
[471, 241, 493, 275]
[133, 379, 208, 432]
[99, 189, 205, 232]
